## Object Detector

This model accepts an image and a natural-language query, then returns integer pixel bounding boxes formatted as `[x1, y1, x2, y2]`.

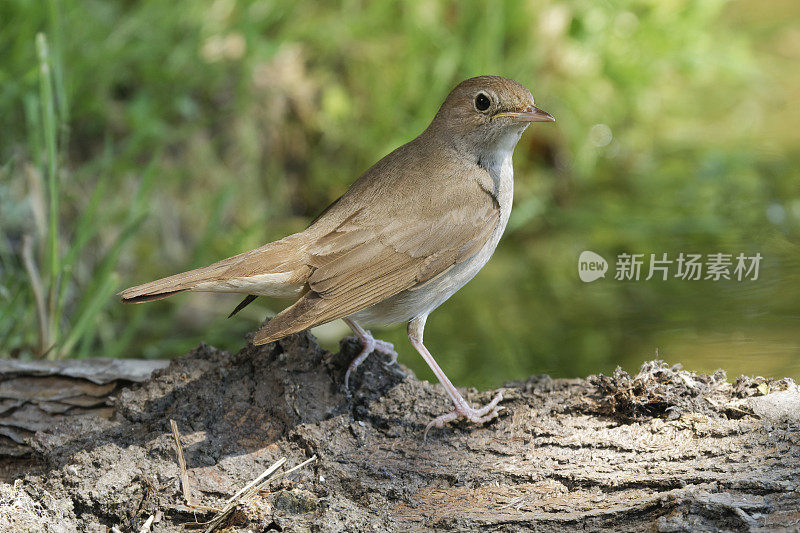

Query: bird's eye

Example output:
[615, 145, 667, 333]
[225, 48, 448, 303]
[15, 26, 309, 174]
[474, 93, 491, 112]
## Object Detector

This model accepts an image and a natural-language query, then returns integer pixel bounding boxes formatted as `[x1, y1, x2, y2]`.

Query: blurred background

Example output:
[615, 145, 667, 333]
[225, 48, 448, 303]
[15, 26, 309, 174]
[1, 0, 798, 388]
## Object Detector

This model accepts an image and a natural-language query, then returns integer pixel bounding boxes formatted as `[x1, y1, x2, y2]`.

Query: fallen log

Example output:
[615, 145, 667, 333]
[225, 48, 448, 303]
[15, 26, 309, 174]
[0, 331, 798, 532]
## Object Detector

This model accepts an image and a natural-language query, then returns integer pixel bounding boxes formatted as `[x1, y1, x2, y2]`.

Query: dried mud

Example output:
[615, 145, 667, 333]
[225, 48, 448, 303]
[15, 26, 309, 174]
[2, 331, 799, 532]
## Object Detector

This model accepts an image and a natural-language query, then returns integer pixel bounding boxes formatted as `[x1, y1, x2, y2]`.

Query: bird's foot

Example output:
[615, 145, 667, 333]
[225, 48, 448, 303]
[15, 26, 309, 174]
[424, 391, 504, 439]
[344, 331, 398, 390]
[374, 338, 398, 366]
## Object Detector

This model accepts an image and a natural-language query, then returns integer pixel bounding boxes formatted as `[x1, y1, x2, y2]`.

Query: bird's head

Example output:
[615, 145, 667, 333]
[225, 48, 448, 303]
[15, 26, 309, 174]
[428, 76, 554, 161]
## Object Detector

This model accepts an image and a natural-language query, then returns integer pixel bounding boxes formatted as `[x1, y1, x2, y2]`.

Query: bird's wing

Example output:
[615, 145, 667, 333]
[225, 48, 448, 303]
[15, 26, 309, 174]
[253, 167, 500, 344]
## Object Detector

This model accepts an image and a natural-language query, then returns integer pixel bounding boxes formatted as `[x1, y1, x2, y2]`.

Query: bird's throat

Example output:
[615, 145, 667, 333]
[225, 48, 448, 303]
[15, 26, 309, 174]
[475, 128, 522, 199]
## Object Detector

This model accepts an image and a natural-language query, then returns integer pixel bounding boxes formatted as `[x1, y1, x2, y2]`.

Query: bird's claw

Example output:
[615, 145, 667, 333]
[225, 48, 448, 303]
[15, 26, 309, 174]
[343, 332, 398, 391]
[374, 339, 398, 366]
[424, 391, 504, 440]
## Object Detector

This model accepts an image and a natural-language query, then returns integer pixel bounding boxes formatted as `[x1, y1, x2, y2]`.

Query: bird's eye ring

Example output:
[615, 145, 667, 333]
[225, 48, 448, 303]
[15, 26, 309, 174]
[474, 93, 491, 112]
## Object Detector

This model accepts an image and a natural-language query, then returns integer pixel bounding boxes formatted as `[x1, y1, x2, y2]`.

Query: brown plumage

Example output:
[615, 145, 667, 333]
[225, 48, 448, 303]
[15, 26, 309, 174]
[120, 141, 498, 342]
[120, 76, 554, 434]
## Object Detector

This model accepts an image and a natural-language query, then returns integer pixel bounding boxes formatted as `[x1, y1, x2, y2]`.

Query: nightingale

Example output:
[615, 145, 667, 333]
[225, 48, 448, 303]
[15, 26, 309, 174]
[120, 76, 554, 434]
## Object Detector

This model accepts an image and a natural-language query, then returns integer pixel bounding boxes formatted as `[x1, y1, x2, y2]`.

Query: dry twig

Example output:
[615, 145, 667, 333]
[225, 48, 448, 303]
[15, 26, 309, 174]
[202, 455, 317, 533]
[170, 419, 192, 506]
[170, 419, 221, 514]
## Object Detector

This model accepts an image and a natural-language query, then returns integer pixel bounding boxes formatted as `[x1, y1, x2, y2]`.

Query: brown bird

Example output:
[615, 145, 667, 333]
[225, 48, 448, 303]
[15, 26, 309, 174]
[120, 76, 554, 434]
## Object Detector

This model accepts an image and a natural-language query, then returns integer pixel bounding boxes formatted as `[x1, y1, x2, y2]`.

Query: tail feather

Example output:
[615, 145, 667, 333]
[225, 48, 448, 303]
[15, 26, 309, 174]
[119, 233, 311, 303]
[119, 260, 234, 302]
[122, 290, 186, 303]
[228, 294, 258, 318]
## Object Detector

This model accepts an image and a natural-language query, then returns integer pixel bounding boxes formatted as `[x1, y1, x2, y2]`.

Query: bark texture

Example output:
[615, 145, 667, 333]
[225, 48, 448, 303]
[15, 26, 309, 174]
[0, 331, 798, 532]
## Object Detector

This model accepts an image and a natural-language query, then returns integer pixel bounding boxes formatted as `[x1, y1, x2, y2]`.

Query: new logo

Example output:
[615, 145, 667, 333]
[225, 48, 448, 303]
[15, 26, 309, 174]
[578, 251, 608, 282]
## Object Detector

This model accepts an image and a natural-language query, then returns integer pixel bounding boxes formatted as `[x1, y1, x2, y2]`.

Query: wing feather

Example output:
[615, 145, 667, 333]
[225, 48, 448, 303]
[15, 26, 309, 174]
[253, 167, 500, 345]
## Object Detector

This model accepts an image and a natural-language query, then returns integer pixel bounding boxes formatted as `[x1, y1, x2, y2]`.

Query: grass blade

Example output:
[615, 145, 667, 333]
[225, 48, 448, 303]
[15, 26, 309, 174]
[36, 33, 61, 356]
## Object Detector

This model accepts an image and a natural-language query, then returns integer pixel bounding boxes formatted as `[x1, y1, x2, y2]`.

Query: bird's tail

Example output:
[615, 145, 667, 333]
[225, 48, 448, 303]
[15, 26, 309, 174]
[119, 260, 237, 303]
[119, 234, 311, 303]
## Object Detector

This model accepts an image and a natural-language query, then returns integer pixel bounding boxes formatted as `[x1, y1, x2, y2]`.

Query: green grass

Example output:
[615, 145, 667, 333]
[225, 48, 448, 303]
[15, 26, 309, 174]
[1, 0, 798, 386]
[11, 29, 155, 359]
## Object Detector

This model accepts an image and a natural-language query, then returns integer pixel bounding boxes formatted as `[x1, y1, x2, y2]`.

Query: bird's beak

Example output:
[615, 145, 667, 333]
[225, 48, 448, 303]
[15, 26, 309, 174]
[495, 105, 555, 123]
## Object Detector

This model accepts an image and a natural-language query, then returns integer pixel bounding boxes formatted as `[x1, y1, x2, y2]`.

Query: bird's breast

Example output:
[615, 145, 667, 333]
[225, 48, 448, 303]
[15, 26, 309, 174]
[351, 157, 514, 326]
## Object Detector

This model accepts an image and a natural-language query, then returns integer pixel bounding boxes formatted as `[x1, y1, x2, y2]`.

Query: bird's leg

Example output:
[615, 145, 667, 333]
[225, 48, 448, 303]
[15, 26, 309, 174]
[342, 317, 398, 390]
[407, 316, 503, 438]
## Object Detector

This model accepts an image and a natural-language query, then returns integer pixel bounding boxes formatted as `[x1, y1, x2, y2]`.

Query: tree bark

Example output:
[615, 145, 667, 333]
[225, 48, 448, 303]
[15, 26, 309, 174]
[0, 332, 798, 532]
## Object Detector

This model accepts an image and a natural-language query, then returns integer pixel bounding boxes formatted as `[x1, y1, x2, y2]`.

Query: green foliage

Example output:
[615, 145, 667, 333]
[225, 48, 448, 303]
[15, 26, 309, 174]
[2, 26, 155, 359]
[1, 1, 798, 383]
